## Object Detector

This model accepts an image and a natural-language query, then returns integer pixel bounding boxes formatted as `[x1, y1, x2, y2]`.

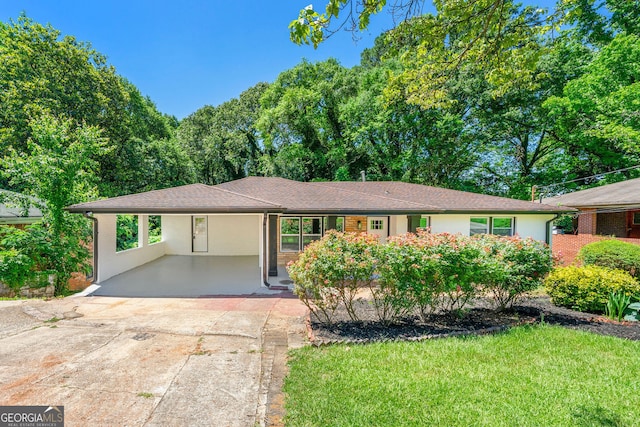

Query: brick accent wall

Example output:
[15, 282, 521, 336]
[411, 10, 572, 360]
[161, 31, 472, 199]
[552, 234, 640, 265]
[577, 208, 597, 235]
[596, 212, 627, 237]
[345, 216, 367, 233]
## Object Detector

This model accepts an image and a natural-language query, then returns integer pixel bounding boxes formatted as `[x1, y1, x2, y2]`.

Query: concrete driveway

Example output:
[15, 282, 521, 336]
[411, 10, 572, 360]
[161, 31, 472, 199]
[0, 293, 308, 426]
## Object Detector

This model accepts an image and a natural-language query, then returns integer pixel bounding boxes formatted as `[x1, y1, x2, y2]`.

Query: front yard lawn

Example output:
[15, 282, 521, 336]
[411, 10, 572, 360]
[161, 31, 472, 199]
[284, 325, 640, 426]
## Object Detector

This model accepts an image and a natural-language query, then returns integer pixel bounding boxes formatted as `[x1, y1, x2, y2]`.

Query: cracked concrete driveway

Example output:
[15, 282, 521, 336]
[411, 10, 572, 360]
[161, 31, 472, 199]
[0, 293, 308, 426]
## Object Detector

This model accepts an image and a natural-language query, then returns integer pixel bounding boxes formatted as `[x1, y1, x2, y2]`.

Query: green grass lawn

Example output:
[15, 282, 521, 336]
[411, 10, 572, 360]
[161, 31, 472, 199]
[284, 325, 640, 426]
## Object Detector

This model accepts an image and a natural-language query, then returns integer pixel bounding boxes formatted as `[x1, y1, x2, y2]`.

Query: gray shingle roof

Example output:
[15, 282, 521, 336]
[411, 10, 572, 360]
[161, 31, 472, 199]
[67, 178, 569, 214]
[543, 178, 640, 208]
[66, 183, 282, 214]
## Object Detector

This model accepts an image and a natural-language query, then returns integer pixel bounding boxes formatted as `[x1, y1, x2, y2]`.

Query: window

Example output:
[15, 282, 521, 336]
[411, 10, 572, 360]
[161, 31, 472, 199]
[470, 217, 489, 235]
[633, 212, 640, 225]
[323, 216, 345, 233]
[302, 217, 322, 248]
[280, 217, 300, 252]
[470, 217, 514, 236]
[148, 215, 162, 244]
[116, 214, 139, 252]
[492, 217, 514, 236]
[408, 215, 430, 233]
[370, 219, 384, 230]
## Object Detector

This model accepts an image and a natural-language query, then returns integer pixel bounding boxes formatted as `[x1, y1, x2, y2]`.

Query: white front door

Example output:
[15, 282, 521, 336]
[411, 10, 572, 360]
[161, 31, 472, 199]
[192, 215, 208, 252]
[367, 217, 388, 243]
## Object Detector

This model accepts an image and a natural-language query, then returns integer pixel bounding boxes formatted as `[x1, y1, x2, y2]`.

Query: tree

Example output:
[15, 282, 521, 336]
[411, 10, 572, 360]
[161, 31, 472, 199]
[257, 59, 358, 181]
[543, 33, 640, 185]
[0, 15, 188, 196]
[177, 83, 268, 184]
[1, 113, 106, 293]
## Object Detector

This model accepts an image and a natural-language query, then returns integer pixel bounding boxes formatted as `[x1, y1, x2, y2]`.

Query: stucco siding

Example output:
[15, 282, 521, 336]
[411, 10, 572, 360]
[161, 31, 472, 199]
[96, 214, 166, 283]
[429, 213, 554, 241]
[163, 214, 261, 256]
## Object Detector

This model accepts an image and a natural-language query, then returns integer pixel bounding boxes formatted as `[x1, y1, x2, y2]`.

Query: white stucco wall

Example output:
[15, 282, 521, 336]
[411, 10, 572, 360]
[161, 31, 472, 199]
[389, 215, 408, 236]
[427, 213, 555, 241]
[163, 214, 261, 257]
[95, 214, 166, 283]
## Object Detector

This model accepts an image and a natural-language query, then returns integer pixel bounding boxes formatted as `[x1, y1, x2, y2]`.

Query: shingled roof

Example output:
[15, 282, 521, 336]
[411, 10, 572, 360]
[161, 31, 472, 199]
[67, 177, 568, 214]
[543, 178, 640, 208]
[66, 183, 282, 214]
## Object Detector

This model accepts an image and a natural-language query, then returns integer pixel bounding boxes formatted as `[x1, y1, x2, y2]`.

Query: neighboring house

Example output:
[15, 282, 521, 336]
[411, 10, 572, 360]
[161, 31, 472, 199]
[66, 177, 568, 290]
[543, 177, 640, 238]
[0, 190, 43, 227]
[543, 178, 640, 263]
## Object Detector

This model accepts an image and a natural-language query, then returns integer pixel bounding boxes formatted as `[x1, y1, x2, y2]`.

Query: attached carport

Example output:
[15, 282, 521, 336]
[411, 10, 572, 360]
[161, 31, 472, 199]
[90, 255, 282, 297]
[66, 184, 285, 296]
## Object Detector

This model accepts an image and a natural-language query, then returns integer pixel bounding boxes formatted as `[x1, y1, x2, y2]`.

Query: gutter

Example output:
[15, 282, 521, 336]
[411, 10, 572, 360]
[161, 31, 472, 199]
[83, 212, 98, 284]
[545, 214, 560, 246]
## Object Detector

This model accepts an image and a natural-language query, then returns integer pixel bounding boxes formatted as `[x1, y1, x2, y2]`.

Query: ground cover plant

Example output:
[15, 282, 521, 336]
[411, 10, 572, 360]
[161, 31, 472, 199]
[284, 325, 640, 426]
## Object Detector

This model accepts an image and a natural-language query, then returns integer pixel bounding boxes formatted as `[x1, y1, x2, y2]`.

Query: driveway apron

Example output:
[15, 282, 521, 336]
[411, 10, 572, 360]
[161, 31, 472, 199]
[0, 294, 307, 427]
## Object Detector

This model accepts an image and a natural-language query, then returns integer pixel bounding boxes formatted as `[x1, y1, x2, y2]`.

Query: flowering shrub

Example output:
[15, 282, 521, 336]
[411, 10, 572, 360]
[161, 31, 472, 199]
[545, 265, 640, 313]
[287, 230, 380, 323]
[475, 235, 554, 310]
[288, 230, 554, 325]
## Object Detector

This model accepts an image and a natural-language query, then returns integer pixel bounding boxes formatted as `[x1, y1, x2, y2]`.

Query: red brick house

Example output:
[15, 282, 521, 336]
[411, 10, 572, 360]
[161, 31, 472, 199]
[543, 177, 640, 263]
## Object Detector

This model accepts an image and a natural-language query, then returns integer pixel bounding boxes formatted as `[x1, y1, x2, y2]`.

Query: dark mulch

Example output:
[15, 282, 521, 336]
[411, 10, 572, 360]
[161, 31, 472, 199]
[309, 296, 640, 345]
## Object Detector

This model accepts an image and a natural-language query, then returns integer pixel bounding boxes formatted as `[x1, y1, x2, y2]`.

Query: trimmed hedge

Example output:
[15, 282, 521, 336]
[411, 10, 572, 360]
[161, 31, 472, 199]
[578, 239, 640, 278]
[544, 265, 640, 313]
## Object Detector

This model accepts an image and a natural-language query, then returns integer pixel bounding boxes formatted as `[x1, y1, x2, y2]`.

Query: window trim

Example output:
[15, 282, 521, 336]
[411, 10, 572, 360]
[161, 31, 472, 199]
[280, 217, 301, 253]
[280, 215, 346, 252]
[491, 217, 515, 236]
[470, 216, 515, 236]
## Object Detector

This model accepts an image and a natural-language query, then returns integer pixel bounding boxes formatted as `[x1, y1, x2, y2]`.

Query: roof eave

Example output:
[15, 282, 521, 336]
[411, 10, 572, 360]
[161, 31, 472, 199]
[65, 207, 285, 214]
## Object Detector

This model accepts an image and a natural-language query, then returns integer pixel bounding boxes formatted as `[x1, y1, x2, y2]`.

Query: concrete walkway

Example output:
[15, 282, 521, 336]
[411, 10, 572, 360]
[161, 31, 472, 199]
[0, 294, 308, 426]
[92, 255, 281, 297]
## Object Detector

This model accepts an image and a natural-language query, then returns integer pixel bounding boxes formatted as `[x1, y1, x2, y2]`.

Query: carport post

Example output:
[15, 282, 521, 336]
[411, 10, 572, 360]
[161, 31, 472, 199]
[262, 212, 269, 286]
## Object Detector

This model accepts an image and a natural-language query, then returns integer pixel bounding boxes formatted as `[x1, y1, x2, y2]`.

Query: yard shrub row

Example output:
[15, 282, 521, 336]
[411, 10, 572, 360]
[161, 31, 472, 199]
[544, 265, 640, 313]
[288, 230, 553, 325]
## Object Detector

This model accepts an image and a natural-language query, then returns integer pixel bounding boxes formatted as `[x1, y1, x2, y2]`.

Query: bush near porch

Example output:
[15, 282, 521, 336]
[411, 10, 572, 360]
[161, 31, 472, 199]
[287, 230, 553, 325]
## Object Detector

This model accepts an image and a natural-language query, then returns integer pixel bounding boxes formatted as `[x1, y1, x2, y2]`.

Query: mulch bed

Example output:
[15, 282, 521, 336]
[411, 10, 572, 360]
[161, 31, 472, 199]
[308, 295, 640, 345]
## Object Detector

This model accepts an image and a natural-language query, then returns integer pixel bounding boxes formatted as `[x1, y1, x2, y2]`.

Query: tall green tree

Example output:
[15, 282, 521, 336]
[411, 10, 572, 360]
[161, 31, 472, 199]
[0, 15, 190, 196]
[1, 113, 106, 292]
[177, 83, 268, 184]
[544, 33, 640, 184]
[258, 59, 358, 181]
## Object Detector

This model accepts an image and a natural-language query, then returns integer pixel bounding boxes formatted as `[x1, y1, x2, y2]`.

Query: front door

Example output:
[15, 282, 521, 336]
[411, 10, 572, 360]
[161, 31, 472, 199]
[192, 215, 208, 252]
[367, 216, 388, 243]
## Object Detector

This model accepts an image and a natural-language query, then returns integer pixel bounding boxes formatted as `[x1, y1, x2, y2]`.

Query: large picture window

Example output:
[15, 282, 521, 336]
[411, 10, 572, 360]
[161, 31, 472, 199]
[281, 216, 345, 252]
[470, 217, 514, 236]
[280, 217, 300, 252]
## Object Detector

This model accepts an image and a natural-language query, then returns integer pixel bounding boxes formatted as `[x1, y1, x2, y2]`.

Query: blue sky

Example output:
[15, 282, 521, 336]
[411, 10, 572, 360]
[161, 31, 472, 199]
[1, 0, 556, 119]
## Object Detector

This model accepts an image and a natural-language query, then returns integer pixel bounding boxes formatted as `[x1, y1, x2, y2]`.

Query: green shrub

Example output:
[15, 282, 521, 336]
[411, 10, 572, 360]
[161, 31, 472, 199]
[544, 265, 640, 313]
[288, 231, 381, 323]
[578, 239, 640, 278]
[379, 234, 439, 322]
[476, 235, 554, 310]
[0, 249, 35, 289]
